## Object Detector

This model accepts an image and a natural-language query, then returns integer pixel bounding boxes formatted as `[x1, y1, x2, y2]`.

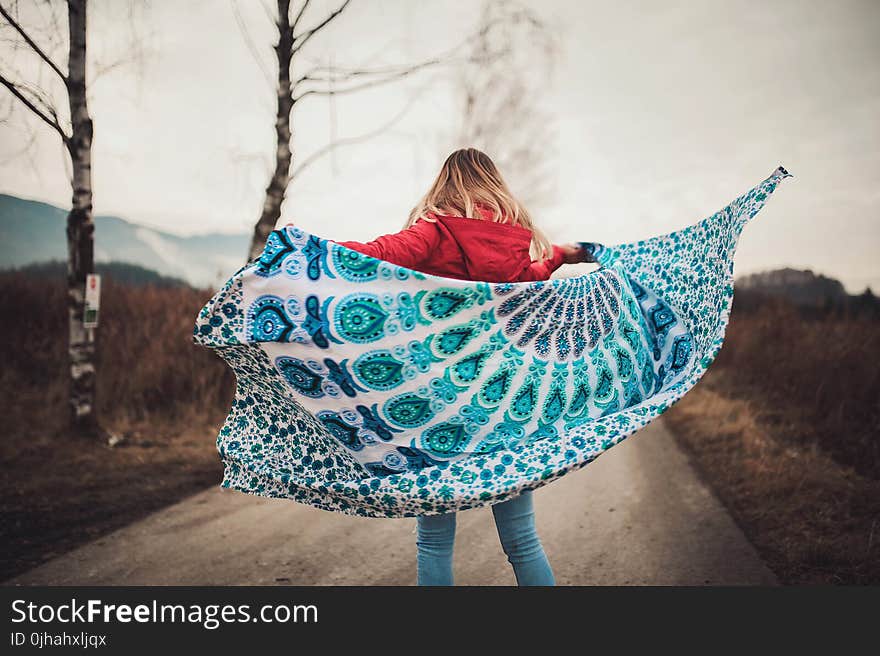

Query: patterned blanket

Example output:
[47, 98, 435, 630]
[193, 166, 791, 517]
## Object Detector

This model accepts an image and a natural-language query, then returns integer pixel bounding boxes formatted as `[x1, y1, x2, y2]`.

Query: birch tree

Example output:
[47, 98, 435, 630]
[0, 0, 130, 439]
[456, 0, 557, 209]
[244, 0, 471, 261]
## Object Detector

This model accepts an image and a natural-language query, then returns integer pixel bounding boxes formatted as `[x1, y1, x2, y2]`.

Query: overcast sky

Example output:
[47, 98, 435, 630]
[1, 0, 878, 292]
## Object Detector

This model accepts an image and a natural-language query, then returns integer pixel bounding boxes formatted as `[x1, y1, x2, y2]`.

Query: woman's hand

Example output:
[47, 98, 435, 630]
[559, 243, 587, 264]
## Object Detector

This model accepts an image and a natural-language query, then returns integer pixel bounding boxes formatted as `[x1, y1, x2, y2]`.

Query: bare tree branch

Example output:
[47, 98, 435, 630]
[0, 117, 35, 158]
[230, 0, 274, 89]
[0, 95, 12, 123]
[249, 0, 476, 258]
[290, 0, 310, 32]
[258, 0, 276, 25]
[36, 0, 65, 51]
[89, 2, 150, 88]
[0, 2, 67, 81]
[290, 17, 512, 98]
[293, 56, 441, 101]
[454, 0, 558, 211]
[248, 0, 294, 261]
[0, 72, 67, 141]
[91, 50, 142, 82]
[0, 108, 47, 185]
[6, 71, 58, 113]
[289, 86, 424, 181]
[295, 58, 445, 86]
[291, 0, 350, 55]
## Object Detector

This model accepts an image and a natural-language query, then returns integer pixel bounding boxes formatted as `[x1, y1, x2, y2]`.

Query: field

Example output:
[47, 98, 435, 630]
[1, 272, 877, 583]
[0, 269, 232, 580]
[665, 290, 880, 584]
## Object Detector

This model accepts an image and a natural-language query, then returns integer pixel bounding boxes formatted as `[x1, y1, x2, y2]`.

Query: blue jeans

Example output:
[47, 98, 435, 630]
[416, 490, 555, 586]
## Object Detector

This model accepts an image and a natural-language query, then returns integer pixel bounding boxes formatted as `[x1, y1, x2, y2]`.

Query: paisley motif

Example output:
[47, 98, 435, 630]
[421, 422, 469, 457]
[435, 325, 476, 356]
[353, 350, 406, 390]
[276, 356, 324, 398]
[384, 392, 435, 428]
[477, 367, 514, 408]
[255, 229, 296, 278]
[334, 294, 388, 343]
[425, 289, 468, 319]
[331, 248, 380, 282]
[449, 350, 492, 386]
[542, 365, 568, 424]
[247, 295, 294, 342]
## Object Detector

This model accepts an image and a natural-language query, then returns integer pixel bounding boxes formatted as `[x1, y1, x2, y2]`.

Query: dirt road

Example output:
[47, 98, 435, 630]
[7, 419, 775, 585]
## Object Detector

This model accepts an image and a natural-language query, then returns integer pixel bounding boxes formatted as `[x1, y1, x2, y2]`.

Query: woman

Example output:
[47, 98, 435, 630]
[339, 148, 586, 585]
[330, 148, 589, 585]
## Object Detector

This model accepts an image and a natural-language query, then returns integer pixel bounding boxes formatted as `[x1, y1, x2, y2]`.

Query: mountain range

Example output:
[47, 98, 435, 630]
[0, 194, 250, 289]
[1, 194, 871, 315]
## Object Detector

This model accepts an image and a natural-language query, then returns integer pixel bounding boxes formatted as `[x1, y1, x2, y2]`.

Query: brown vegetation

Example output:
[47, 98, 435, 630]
[666, 290, 880, 584]
[0, 271, 231, 580]
[2, 273, 877, 584]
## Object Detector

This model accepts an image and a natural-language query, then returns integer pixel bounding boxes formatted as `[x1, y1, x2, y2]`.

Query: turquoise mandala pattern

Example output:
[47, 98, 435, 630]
[193, 166, 792, 518]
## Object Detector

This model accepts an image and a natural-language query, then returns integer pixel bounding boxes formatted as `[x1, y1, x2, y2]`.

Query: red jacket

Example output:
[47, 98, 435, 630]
[336, 211, 565, 283]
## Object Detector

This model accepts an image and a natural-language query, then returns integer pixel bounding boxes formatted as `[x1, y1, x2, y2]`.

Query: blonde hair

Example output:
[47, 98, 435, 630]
[405, 148, 553, 261]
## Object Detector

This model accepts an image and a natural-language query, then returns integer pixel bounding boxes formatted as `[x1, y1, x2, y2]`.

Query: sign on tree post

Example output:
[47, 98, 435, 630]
[84, 273, 101, 329]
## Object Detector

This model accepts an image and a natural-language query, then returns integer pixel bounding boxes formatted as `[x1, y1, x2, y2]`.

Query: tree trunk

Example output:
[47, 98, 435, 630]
[66, 0, 98, 437]
[247, 0, 294, 262]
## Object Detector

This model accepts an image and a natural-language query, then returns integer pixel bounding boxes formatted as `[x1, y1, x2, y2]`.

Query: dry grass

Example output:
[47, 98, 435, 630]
[2, 272, 877, 584]
[0, 271, 232, 580]
[666, 292, 880, 584]
[0, 270, 234, 432]
[711, 294, 880, 477]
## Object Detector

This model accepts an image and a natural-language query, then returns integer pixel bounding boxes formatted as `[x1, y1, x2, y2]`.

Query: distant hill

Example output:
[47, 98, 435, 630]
[0, 194, 249, 289]
[7, 260, 191, 288]
[737, 268, 849, 307]
[736, 267, 879, 318]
